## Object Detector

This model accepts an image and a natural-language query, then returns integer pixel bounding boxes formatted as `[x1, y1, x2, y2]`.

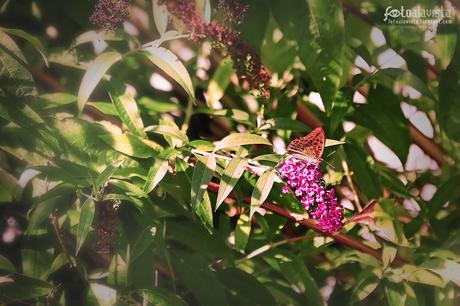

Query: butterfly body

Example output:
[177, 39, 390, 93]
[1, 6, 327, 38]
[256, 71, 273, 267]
[287, 127, 325, 164]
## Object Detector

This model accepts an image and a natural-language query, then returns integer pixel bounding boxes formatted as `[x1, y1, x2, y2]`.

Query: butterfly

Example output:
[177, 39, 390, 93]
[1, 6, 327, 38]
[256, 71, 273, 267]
[286, 127, 326, 164]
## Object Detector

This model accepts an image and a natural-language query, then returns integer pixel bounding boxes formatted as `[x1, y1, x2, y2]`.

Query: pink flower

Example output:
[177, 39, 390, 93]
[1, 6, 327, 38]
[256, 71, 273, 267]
[278, 157, 344, 234]
[164, 0, 271, 99]
[90, 0, 130, 32]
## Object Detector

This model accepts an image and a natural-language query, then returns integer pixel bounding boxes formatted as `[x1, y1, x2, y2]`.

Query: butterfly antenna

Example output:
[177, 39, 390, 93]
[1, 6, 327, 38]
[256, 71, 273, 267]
[320, 157, 336, 169]
[325, 150, 336, 158]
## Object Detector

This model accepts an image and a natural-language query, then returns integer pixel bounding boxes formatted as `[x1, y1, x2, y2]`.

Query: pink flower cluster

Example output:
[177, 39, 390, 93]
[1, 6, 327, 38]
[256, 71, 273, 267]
[90, 0, 130, 32]
[278, 157, 344, 234]
[164, 0, 271, 99]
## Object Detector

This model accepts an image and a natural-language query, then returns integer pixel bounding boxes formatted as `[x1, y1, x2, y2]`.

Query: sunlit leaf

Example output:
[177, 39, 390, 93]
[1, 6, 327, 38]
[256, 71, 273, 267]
[250, 169, 276, 218]
[143, 149, 174, 193]
[206, 59, 233, 108]
[0, 31, 37, 97]
[196, 191, 213, 234]
[76, 199, 95, 255]
[108, 82, 146, 138]
[142, 46, 195, 102]
[234, 213, 251, 251]
[77, 51, 122, 112]
[214, 133, 272, 152]
[99, 133, 162, 158]
[0, 27, 48, 66]
[145, 124, 188, 145]
[216, 157, 247, 211]
[152, 0, 168, 36]
[191, 155, 216, 209]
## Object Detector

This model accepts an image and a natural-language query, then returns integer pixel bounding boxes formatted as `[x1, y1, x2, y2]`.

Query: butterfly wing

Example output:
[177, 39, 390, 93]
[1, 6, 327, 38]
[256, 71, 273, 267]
[287, 127, 325, 163]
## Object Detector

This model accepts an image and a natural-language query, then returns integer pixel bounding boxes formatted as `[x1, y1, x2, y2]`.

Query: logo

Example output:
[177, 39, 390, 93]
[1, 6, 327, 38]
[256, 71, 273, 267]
[383, 6, 453, 25]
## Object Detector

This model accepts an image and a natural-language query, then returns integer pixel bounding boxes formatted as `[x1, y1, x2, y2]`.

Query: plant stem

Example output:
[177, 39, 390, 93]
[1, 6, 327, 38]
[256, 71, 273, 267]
[50, 212, 76, 268]
[207, 181, 406, 266]
[341, 159, 362, 212]
[181, 97, 194, 134]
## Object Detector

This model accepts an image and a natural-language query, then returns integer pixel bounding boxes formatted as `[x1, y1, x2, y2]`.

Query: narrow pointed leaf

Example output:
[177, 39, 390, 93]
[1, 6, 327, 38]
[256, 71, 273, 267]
[250, 169, 276, 218]
[143, 149, 174, 193]
[145, 124, 188, 145]
[76, 199, 95, 255]
[77, 51, 122, 112]
[196, 191, 213, 234]
[234, 213, 251, 251]
[191, 155, 216, 209]
[108, 83, 146, 137]
[214, 133, 272, 152]
[325, 139, 345, 147]
[153, 0, 168, 35]
[142, 46, 195, 102]
[216, 157, 247, 210]
[99, 133, 162, 158]
[0, 27, 48, 66]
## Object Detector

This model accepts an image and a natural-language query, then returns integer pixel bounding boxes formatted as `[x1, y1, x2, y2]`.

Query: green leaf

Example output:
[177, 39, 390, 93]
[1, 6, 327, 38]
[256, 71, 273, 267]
[108, 254, 128, 287]
[34, 93, 77, 109]
[344, 143, 382, 199]
[0, 273, 52, 301]
[350, 272, 380, 302]
[196, 191, 213, 234]
[206, 59, 233, 108]
[110, 179, 146, 197]
[272, 0, 344, 112]
[422, 259, 460, 286]
[152, 0, 168, 35]
[250, 169, 276, 218]
[138, 96, 181, 114]
[138, 288, 188, 306]
[428, 23, 457, 70]
[382, 245, 397, 268]
[0, 31, 37, 97]
[325, 139, 346, 147]
[429, 176, 460, 220]
[439, 29, 460, 142]
[131, 226, 155, 263]
[434, 283, 454, 306]
[0, 254, 16, 272]
[385, 282, 407, 306]
[238, 0, 269, 54]
[87, 102, 118, 116]
[142, 46, 195, 102]
[108, 82, 146, 138]
[73, 30, 126, 47]
[27, 196, 62, 233]
[76, 199, 95, 255]
[0, 27, 48, 66]
[214, 133, 272, 152]
[77, 51, 122, 112]
[278, 257, 323, 306]
[216, 268, 277, 306]
[90, 283, 117, 306]
[171, 251, 227, 305]
[234, 213, 251, 251]
[196, 108, 251, 124]
[191, 155, 216, 209]
[216, 157, 247, 211]
[353, 86, 410, 163]
[143, 149, 173, 193]
[95, 164, 118, 189]
[145, 124, 189, 145]
[99, 133, 162, 158]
